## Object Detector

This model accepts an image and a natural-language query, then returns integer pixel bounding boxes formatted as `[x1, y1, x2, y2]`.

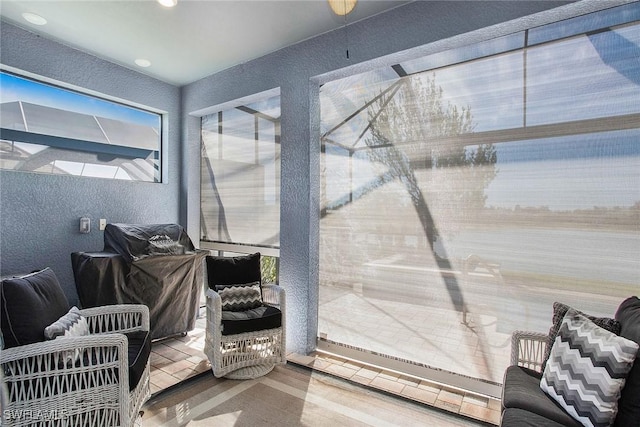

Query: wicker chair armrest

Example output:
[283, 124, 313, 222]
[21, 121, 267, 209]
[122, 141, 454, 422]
[262, 283, 285, 309]
[205, 288, 222, 327]
[1, 334, 130, 420]
[262, 283, 286, 347]
[79, 304, 150, 334]
[511, 330, 549, 372]
[0, 333, 128, 365]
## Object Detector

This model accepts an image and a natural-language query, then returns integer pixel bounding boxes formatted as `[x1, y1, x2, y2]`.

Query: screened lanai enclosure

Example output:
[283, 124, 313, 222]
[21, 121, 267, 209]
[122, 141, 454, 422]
[318, 3, 640, 395]
[200, 94, 280, 249]
[200, 93, 281, 284]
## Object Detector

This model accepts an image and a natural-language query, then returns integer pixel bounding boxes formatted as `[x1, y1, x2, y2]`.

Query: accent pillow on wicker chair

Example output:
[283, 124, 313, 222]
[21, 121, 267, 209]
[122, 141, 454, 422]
[44, 306, 89, 339]
[44, 306, 90, 364]
[216, 281, 263, 311]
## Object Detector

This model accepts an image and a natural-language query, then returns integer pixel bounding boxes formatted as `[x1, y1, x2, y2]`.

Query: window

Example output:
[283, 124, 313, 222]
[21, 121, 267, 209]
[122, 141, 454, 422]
[0, 70, 162, 182]
[200, 93, 281, 255]
[319, 3, 640, 395]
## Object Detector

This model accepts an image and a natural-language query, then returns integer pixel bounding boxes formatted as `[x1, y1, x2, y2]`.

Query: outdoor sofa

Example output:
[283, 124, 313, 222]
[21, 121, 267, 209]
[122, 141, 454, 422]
[501, 297, 640, 427]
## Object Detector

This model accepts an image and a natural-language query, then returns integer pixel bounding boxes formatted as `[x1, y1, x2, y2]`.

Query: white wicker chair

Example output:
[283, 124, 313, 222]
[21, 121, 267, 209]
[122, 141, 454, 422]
[205, 283, 286, 379]
[510, 330, 550, 373]
[0, 304, 150, 427]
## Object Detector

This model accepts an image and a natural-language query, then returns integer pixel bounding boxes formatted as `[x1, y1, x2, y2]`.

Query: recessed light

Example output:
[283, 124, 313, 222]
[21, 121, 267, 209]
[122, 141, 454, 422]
[22, 12, 47, 26]
[157, 0, 177, 7]
[135, 58, 152, 68]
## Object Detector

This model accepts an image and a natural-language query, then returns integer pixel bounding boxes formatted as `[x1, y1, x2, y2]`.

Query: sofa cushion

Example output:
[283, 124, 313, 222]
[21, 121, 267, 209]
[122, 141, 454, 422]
[124, 330, 151, 391]
[0, 268, 70, 348]
[216, 282, 263, 311]
[542, 302, 620, 370]
[540, 309, 638, 427]
[502, 365, 582, 426]
[614, 296, 640, 427]
[206, 253, 261, 288]
[221, 305, 281, 336]
[502, 407, 571, 427]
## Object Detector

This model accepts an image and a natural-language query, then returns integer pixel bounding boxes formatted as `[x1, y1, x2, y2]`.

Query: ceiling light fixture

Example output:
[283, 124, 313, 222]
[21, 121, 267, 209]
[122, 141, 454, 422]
[22, 12, 47, 26]
[157, 0, 177, 7]
[328, 0, 357, 60]
[328, 0, 357, 16]
[135, 58, 152, 68]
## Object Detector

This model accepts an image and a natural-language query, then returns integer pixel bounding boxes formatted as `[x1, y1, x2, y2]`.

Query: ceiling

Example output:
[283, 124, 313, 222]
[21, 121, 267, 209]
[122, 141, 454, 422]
[0, 0, 409, 86]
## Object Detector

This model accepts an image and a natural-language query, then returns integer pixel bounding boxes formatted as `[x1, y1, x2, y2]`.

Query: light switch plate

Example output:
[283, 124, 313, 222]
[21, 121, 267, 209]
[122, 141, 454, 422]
[99, 219, 107, 230]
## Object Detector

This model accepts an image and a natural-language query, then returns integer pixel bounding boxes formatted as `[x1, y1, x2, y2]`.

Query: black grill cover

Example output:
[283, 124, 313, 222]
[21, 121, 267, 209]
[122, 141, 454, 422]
[104, 223, 195, 262]
[72, 224, 207, 340]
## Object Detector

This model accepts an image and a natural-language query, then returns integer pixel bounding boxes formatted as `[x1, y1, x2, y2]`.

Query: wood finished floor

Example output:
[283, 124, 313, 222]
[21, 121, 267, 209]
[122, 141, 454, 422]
[142, 363, 491, 427]
[147, 314, 501, 426]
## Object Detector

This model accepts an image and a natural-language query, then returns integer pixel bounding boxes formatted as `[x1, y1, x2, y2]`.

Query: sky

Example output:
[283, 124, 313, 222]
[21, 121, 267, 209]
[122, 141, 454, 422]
[0, 71, 160, 129]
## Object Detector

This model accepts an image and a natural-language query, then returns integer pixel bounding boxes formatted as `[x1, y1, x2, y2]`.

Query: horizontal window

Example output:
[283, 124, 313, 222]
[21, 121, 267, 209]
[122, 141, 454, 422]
[0, 71, 162, 182]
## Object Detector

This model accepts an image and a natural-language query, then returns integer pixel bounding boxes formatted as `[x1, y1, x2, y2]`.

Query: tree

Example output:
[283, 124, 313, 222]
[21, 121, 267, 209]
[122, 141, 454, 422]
[364, 73, 497, 249]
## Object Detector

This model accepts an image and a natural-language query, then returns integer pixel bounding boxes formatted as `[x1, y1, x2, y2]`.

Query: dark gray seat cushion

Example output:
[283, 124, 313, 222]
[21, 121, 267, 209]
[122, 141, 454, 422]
[124, 330, 151, 391]
[221, 305, 281, 336]
[78, 330, 150, 392]
[502, 365, 581, 427]
[501, 408, 568, 427]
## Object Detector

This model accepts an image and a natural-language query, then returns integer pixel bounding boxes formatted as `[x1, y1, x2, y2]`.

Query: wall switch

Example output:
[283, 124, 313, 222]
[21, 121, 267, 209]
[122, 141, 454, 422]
[79, 217, 91, 233]
[99, 219, 107, 231]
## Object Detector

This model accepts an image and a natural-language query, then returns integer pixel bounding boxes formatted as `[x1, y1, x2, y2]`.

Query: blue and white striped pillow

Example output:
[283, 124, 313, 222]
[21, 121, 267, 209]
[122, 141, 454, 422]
[540, 309, 639, 427]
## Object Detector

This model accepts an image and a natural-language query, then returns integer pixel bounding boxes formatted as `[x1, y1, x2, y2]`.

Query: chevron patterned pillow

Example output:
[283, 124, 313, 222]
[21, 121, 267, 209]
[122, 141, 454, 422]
[216, 281, 263, 311]
[542, 302, 621, 370]
[540, 308, 639, 427]
[44, 306, 89, 364]
[44, 306, 89, 339]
